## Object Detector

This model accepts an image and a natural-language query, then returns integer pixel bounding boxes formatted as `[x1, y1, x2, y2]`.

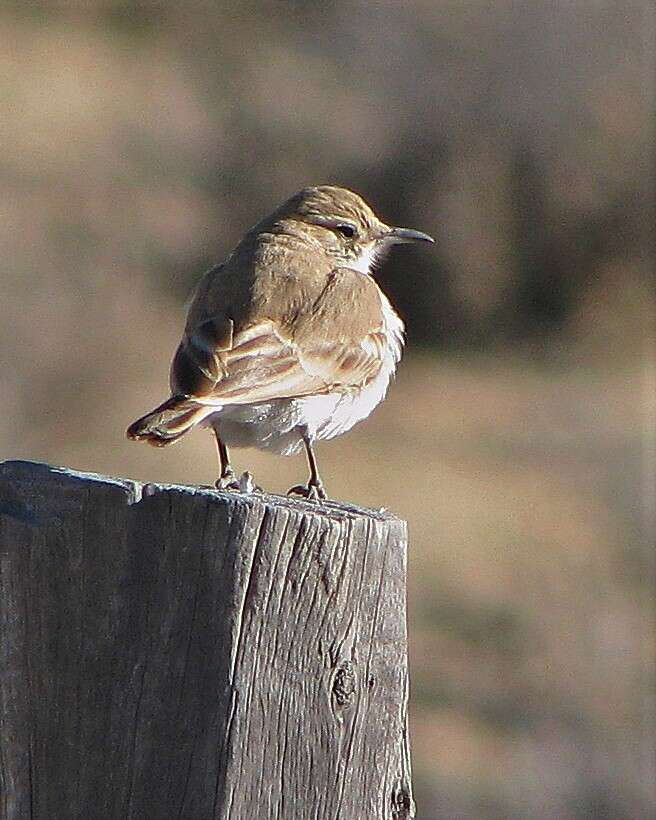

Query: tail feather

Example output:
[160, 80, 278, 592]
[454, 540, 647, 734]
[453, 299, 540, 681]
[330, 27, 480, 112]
[126, 396, 215, 447]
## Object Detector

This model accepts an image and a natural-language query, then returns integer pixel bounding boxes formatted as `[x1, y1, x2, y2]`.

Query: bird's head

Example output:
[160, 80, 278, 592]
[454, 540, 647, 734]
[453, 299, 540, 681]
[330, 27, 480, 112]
[267, 185, 434, 274]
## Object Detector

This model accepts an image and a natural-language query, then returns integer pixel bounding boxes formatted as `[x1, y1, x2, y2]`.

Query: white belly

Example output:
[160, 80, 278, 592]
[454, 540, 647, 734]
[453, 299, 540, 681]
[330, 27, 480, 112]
[209, 293, 404, 455]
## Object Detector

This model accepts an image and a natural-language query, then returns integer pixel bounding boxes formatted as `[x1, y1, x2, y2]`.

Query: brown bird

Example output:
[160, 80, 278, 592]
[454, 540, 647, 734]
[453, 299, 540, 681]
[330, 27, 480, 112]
[127, 186, 433, 499]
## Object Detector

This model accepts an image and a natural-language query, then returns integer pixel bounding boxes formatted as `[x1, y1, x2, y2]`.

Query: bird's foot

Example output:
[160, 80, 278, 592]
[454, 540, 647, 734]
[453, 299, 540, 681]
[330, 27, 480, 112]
[214, 475, 241, 491]
[287, 481, 327, 502]
[215, 471, 261, 493]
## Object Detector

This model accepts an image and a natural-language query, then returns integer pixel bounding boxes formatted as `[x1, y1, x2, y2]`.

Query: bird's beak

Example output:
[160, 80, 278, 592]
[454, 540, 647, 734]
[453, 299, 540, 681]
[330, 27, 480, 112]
[386, 226, 435, 244]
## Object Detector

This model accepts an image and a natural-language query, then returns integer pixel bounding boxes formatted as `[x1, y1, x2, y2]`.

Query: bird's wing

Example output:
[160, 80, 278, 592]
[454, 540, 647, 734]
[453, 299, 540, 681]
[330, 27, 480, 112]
[170, 268, 391, 406]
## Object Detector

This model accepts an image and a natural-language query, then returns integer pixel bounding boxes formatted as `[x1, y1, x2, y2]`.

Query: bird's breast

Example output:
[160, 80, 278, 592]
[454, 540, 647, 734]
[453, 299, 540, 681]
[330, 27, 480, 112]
[310, 294, 403, 441]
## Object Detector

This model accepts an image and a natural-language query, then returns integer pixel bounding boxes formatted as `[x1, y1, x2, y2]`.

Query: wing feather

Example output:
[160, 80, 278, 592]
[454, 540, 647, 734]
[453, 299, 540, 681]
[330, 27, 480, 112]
[171, 267, 393, 407]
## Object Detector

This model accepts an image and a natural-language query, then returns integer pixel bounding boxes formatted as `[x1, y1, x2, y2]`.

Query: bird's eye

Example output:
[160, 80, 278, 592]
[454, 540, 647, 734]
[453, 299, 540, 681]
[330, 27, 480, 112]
[335, 223, 356, 239]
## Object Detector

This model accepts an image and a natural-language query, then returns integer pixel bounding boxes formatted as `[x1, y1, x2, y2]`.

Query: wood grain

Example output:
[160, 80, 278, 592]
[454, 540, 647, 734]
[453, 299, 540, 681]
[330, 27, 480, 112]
[0, 460, 413, 819]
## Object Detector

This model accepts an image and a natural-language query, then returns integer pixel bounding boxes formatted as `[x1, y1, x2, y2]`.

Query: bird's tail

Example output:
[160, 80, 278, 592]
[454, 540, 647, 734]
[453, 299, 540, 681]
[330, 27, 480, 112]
[126, 396, 216, 447]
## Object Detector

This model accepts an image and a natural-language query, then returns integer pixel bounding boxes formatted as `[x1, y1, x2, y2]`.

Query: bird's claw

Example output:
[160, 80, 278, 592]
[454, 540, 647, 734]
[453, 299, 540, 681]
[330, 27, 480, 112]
[287, 482, 327, 502]
[239, 471, 262, 493]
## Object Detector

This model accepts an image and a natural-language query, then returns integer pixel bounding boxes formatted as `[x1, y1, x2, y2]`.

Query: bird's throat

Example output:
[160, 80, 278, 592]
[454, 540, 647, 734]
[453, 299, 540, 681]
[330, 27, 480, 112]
[348, 244, 380, 276]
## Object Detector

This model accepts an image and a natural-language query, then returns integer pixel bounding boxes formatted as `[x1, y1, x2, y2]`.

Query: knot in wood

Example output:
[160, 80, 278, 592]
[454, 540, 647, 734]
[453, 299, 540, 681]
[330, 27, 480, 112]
[391, 784, 413, 818]
[332, 660, 356, 707]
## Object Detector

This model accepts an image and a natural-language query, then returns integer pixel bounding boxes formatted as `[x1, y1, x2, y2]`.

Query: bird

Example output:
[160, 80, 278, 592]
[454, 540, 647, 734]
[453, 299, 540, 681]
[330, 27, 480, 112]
[126, 185, 433, 499]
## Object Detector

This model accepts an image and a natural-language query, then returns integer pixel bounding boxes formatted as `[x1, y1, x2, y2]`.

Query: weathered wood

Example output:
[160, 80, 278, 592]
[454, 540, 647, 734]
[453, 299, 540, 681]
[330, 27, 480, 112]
[0, 460, 413, 820]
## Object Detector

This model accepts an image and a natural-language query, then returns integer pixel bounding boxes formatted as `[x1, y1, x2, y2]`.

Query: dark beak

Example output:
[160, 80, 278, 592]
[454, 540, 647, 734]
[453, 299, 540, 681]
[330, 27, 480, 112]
[386, 226, 435, 244]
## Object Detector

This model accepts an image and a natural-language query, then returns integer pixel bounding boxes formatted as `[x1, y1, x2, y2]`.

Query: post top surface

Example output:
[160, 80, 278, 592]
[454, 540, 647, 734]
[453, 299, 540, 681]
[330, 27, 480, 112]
[0, 459, 404, 525]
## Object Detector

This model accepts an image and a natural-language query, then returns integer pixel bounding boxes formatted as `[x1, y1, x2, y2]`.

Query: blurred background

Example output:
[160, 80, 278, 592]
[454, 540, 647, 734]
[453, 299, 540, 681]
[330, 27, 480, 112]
[1, 2, 654, 817]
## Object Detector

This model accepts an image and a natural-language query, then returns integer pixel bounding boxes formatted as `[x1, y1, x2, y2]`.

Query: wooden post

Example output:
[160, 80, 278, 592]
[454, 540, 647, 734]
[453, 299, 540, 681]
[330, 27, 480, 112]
[0, 460, 414, 820]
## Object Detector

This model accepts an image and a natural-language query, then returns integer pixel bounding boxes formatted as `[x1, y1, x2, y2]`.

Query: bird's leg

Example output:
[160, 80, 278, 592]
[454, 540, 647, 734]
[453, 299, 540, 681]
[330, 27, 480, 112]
[304, 436, 327, 499]
[288, 431, 327, 501]
[213, 430, 239, 491]
[213, 427, 261, 492]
